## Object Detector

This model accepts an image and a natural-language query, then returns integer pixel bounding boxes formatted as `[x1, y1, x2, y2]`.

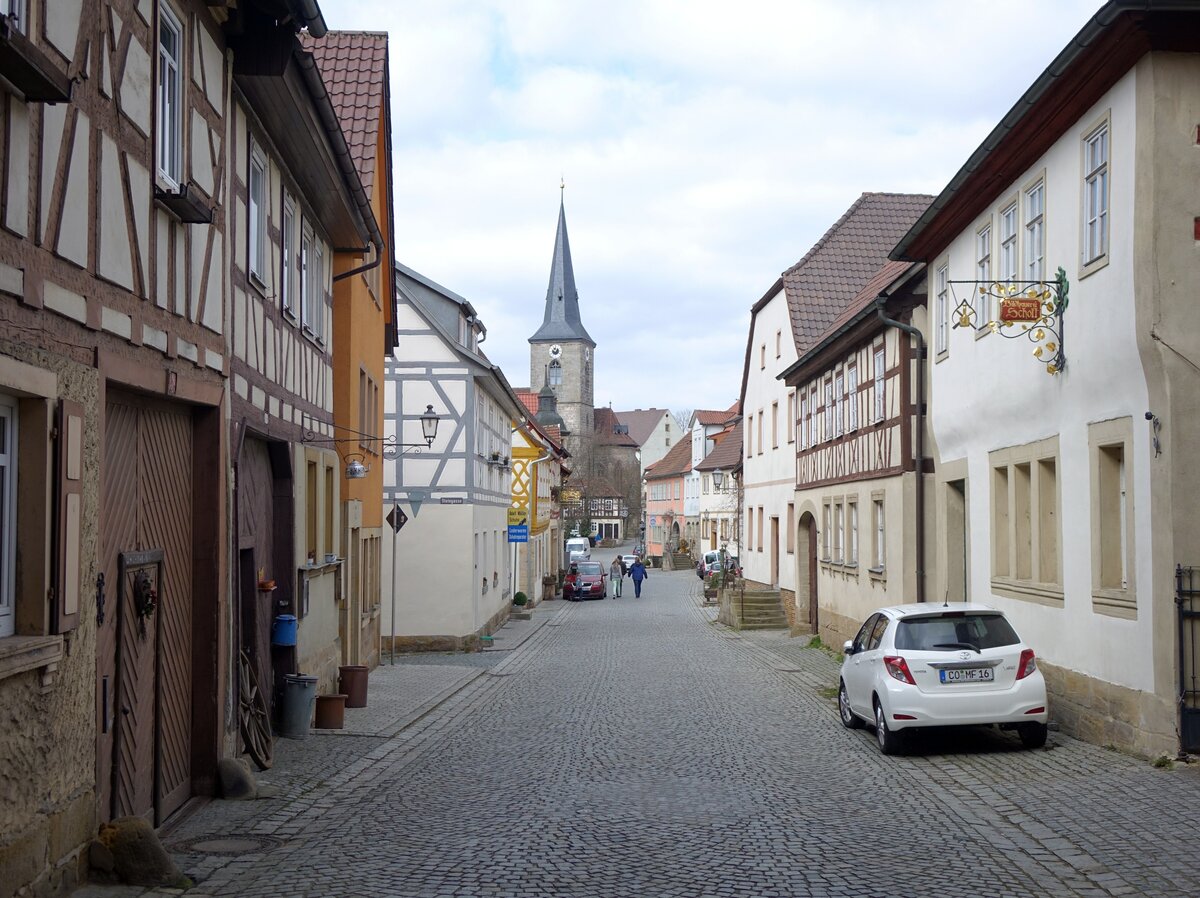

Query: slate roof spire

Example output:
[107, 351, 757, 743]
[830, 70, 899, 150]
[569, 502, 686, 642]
[530, 195, 595, 345]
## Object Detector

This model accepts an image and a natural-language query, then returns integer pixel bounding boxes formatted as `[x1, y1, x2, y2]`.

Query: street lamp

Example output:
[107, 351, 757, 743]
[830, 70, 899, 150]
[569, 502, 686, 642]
[419, 404, 439, 447]
[712, 470, 724, 490]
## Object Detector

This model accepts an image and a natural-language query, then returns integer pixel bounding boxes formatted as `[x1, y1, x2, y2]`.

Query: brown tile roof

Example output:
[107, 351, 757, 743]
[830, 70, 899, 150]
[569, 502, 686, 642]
[817, 259, 917, 345]
[693, 402, 741, 428]
[303, 31, 388, 199]
[695, 420, 743, 472]
[644, 437, 692, 479]
[613, 408, 669, 446]
[783, 192, 932, 356]
[594, 406, 640, 448]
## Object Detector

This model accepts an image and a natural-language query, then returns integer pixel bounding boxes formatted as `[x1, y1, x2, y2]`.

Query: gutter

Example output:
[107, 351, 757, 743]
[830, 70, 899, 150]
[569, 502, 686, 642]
[875, 297, 927, 604]
[286, 0, 327, 38]
[293, 48, 382, 254]
[891, 0, 1149, 261]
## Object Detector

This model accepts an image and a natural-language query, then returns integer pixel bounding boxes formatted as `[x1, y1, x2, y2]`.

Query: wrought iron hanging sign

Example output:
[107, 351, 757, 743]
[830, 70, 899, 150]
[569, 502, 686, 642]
[950, 267, 1069, 375]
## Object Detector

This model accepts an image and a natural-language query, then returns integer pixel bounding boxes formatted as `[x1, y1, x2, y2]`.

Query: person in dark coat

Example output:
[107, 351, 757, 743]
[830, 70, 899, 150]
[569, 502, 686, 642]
[629, 557, 648, 598]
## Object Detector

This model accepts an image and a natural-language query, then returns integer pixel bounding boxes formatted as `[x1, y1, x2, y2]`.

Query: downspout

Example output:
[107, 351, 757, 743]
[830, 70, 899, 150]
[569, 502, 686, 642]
[331, 241, 379, 283]
[875, 297, 926, 603]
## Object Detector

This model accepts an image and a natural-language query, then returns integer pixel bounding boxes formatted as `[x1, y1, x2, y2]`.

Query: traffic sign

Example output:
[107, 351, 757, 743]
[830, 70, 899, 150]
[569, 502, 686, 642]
[386, 504, 408, 533]
[507, 508, 527, 527]
[507, 525, 528, 543]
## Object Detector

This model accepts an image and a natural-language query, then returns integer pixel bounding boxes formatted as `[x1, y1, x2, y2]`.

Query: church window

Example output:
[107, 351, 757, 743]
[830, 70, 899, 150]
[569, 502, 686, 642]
[549, 360, 562, 387]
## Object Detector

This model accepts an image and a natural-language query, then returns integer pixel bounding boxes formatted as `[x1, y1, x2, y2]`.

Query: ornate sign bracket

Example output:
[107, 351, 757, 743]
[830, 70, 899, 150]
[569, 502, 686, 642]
[950, 267, 1069, 375]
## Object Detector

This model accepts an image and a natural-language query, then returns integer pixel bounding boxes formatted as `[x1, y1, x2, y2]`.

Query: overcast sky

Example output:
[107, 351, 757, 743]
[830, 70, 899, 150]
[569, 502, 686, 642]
[329, 1, 1103, 416]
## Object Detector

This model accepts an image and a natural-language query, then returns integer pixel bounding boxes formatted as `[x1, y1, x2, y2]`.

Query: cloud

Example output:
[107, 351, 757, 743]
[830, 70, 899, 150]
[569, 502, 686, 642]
[326, 0, 1102, 412]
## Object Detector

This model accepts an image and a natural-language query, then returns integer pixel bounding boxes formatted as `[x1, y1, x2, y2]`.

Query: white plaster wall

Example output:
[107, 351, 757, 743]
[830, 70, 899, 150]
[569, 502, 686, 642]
[930, 71, 1153, 691]
[380, 504, 476, 637]
[742, 289, 798, 590]
[636, 412, 672, 474]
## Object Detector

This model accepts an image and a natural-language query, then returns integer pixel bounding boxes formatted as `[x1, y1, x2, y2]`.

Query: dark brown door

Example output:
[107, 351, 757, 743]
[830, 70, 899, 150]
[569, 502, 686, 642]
[807, 515, 819, 631]
[98, 392, 194, 824]
[237, 437, 277, 705]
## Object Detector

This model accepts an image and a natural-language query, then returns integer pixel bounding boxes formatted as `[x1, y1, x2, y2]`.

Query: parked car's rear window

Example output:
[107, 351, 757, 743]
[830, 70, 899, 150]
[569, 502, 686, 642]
[577, 562, 602, 575]
[894, 613, 1019, 651]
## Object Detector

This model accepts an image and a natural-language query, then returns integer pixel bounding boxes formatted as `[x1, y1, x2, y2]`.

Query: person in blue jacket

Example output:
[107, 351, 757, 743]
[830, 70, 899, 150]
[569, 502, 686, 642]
[629, 557, 649, 598]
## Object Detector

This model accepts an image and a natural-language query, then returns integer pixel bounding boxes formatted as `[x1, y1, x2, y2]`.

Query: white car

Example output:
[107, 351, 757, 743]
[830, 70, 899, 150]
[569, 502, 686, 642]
[838, 603, 1048, 754]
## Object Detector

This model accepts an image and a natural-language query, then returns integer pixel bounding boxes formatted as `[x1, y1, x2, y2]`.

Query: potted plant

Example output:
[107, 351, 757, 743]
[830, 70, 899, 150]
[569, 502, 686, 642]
[513, 591, 528, 607]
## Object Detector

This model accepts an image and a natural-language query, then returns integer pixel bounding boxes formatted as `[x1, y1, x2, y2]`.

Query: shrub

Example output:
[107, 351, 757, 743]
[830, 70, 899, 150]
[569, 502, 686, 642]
[513, 592, 528, 606]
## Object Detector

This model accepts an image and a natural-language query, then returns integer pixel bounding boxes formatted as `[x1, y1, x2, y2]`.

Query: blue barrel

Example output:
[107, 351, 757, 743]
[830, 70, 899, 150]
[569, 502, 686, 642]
[271, 614, 297, 646]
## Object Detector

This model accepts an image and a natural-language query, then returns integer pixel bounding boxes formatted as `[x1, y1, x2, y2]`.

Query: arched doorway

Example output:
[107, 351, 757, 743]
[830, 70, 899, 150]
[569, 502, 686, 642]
[796, 511, 818, 633]
[670, 520, 681, 552]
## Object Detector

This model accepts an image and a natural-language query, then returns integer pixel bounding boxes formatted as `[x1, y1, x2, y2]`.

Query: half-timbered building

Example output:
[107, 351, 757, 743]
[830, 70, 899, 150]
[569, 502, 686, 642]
[383, 263, 526, 650]
[0, 1, 326, 892]
[740, 192, 930, 630]
[509, 412, 568, 605]
[782, 259, 930, 646]
[227, 10, 378, 724]
[890, 1, 1200, 757]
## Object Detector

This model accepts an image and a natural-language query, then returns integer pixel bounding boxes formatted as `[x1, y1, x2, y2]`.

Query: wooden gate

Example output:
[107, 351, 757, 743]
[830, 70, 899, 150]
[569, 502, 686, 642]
[237, 437, 280, 714]
[97, 393, 194, 824]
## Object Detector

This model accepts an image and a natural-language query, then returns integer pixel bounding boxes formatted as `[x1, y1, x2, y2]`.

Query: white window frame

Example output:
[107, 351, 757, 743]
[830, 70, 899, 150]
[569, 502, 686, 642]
[4, 0, 28, 32]
[0, 396, 15, 637]
[823, 379, 833, 442]
[548, 359, 562, 387]
[873, 498, 886, 571]
[975, 221, 992, 326]
[1083, 120, 1110, 268]
[300, 228, 313, 333]
[833, 501, 843, 564]
[1025, 178, 1045, 282]
[873, 348, 885, 423]
[156, 5, 184, 188]
[999, 201, 1018, 285]
[935, 264, 949, 356]
[847, 365, 858, 431]
[799, 392, 808, 449]
[313, 244, 325, 342]
[848, 500, 858, 566]
[833, 372, 844, 437]
[281, 196, 296, 318]
[248, 143, 267, 284]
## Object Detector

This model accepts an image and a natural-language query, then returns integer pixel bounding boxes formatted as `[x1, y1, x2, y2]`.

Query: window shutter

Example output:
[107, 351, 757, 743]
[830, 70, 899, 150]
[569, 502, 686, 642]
[53, 398, 84, 634]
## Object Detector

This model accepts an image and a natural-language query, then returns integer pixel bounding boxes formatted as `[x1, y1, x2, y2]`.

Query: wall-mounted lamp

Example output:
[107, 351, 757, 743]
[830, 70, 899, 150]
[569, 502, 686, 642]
[712, 470, 724, 489]
[302, 405, 443, 471]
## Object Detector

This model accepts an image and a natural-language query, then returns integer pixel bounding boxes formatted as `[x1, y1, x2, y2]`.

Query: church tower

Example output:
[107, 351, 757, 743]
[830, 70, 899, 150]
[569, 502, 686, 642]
[529, 195, 595, 469]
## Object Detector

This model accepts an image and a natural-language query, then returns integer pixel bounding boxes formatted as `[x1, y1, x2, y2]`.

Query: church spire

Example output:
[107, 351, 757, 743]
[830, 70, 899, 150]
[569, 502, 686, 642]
[530, 194, 595, 345]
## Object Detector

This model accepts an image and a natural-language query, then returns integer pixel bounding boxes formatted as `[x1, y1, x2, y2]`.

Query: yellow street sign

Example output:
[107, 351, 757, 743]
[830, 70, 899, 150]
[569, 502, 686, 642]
[507, 508, 527, 526]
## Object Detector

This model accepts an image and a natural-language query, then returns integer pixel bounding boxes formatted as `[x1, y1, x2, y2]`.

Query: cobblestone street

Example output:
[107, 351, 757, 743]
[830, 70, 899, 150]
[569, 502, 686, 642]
[83, 568, 1200, 898]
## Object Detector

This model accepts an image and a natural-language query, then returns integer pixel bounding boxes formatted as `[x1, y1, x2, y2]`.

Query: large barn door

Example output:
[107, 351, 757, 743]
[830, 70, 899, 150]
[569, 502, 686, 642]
[98, 393, 194, 824]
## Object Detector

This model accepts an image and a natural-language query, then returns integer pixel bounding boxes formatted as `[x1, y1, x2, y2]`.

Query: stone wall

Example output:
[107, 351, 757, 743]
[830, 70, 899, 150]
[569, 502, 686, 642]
[1040, 660, 1176, 760]
[0, 339, 100, 898]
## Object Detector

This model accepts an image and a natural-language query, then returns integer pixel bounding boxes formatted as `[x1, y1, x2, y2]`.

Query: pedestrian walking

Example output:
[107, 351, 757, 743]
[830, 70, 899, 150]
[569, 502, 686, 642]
[629, 557, 648, 598]
[609, 556, 623, 598]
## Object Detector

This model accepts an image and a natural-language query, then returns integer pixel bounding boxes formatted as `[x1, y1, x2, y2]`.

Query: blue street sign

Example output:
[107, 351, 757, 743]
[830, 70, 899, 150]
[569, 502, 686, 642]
[507, 525, 529, 543]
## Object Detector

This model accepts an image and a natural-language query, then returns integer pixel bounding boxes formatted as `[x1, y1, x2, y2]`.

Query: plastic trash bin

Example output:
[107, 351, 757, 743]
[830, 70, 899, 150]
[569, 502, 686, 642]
[279, 673, 318, 739]
[338, 665, 368, 708]
[271, 614, 297, 646]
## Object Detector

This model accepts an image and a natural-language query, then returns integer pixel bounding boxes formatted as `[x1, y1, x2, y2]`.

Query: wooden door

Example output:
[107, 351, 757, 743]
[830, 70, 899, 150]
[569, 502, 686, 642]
[237, 438, 276, 695]
[98, 393, 194, 824]
[807, 515, 819, 631]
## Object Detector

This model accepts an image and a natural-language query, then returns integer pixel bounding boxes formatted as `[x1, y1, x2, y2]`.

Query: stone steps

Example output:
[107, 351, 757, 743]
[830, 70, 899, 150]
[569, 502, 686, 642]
[724, 587, 788, 630]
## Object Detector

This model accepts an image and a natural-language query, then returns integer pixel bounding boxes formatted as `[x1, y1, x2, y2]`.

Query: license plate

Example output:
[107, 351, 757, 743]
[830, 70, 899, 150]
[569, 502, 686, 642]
[940, 667, 994, 683]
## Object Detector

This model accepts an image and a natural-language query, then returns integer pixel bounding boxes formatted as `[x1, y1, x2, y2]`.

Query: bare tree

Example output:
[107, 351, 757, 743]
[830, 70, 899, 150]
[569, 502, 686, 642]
[673, 409, 693, 432]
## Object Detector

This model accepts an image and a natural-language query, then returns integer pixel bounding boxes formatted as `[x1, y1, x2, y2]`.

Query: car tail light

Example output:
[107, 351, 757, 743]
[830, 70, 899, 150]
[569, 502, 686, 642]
[1025, 706, 1045, 715]
[1016, 648, 1037, 680]
[883, 655, 916, 685]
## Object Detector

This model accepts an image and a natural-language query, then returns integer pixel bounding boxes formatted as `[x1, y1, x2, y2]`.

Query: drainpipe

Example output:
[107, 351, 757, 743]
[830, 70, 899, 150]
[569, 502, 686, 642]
[875, 297, 926, 603]
[332, 242, 379, 283]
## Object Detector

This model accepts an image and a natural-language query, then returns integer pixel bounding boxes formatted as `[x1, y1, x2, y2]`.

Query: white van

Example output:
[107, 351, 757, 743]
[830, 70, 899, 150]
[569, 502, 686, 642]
[565, 537, 591, 564]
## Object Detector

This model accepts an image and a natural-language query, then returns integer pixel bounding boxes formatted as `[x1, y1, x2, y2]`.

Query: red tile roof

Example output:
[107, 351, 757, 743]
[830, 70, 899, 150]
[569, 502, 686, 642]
[644, 437, 692, 479]
[821, 259, 917, 341]
[303, 31, 389, 199]
[513, 388, 539, 417]
[783, 192, 932, 355]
